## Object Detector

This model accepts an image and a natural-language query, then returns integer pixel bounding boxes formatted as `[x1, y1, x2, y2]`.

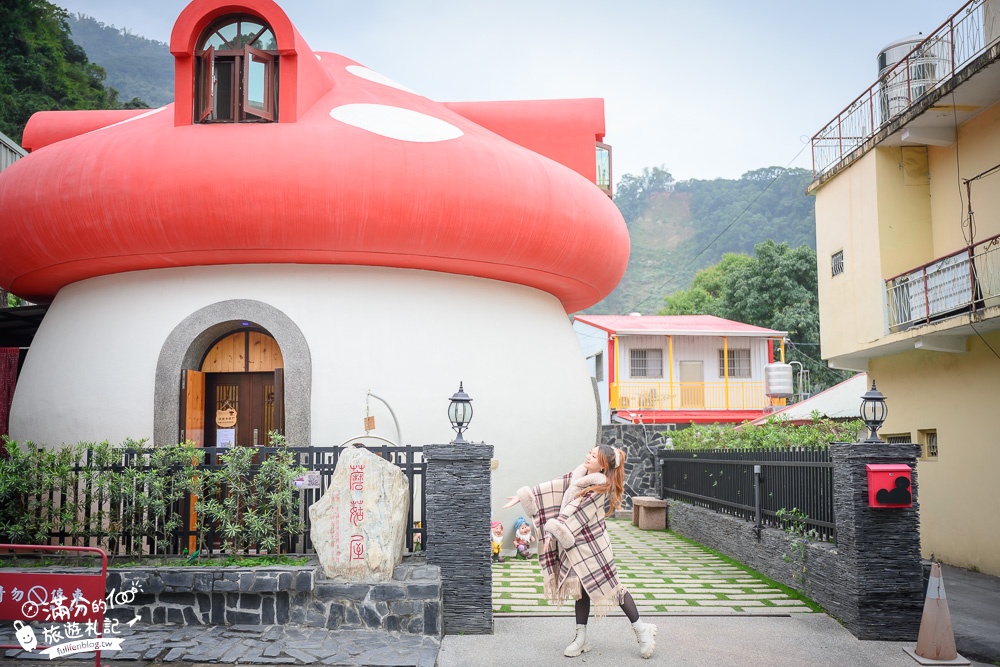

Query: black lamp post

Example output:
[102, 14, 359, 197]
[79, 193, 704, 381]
[448, 382, 473, 444]
[860, 380, 888, 443]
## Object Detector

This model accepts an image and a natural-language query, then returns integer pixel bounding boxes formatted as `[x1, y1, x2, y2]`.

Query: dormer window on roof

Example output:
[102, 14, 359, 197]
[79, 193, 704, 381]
[196, 16, 278, 123]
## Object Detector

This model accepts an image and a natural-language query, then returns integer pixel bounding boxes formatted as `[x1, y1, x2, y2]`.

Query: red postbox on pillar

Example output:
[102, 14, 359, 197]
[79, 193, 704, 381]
[866, 463, 913, 508]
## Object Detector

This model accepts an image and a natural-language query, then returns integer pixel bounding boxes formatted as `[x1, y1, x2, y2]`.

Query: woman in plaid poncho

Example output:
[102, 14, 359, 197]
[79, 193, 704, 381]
[504, 444, 657, 658]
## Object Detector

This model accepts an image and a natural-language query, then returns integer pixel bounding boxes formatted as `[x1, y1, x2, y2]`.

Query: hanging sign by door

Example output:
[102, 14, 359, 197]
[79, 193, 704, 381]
[216, 400, 237, 428]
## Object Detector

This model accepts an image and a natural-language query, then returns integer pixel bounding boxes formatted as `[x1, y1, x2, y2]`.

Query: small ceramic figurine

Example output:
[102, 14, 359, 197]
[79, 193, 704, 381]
[491, 520, 505, 563]
[513, 516, 536, 559]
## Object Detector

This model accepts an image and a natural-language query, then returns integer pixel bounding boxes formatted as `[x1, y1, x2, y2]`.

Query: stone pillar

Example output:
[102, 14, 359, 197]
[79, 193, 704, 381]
[424, 443, 493, 635]
[831, 442, 923, 640]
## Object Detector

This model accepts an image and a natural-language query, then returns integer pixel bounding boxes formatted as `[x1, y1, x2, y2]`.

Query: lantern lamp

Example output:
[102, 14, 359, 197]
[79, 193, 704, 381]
[448, 382, 473, 444]
[860, 380, 888, 443]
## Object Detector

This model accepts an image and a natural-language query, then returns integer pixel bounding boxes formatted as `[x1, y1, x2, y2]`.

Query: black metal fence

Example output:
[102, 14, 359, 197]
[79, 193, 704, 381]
[4, 444, 425, 558]
[660, 448, 835, 543]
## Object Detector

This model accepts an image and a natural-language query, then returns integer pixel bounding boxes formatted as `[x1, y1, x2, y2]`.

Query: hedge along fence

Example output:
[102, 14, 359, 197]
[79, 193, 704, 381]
[0, 436, 427, 561]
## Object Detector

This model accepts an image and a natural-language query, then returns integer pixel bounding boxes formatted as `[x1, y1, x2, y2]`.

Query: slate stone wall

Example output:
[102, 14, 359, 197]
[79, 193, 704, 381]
[106, 559, 441, 635]
[424, 443, 494, 635]
[668, 442, 923, 641]
[831, 442, 923, 640]
[600, 424, 669, 506]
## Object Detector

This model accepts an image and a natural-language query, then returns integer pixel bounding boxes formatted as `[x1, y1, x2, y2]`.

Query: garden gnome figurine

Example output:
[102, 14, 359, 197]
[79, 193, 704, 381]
[491, 520, 505, 563]
[513, 516, 536, 559]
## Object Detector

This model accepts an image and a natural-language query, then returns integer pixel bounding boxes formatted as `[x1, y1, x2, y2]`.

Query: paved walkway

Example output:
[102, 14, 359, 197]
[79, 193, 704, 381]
[3, 624, 440, 667]
[3, 520, 996, 666]
[493, 518, 813, 615]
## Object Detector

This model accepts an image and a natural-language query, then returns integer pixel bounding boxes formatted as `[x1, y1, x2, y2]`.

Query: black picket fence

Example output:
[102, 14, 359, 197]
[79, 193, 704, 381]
[4, 444, 426, 558]
[660, 448, 835, 543]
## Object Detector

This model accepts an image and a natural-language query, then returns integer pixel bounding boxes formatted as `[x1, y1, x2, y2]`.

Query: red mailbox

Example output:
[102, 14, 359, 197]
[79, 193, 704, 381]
[866, 464, 913, 508]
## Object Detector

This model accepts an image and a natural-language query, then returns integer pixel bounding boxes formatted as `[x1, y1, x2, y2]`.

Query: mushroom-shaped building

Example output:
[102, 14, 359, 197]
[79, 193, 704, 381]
[0, 0, 628, 500]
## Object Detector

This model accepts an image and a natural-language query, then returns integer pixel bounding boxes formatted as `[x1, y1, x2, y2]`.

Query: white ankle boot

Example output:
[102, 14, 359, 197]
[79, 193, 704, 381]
[564, 624, 591, 657]
[632, 619, 657, 659]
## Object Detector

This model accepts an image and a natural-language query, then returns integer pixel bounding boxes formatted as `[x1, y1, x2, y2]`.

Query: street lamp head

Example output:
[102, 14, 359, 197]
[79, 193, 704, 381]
[860, 380, 888, 443]
[448, 381, 473, 444]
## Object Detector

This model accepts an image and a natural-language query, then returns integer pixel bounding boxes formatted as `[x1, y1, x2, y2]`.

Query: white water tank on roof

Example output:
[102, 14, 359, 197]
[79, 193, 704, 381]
[877, 33, 950, 125]
[764, 362, 794, 399]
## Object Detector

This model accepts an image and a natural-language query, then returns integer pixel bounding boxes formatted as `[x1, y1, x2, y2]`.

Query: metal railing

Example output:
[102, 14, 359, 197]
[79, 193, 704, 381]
[660, 448, 835, 543]
[0, 444, 426, 558]
[812, 0, 1000, 177]
[885, 232, 1000, 330]
[614, 380, 770, 411]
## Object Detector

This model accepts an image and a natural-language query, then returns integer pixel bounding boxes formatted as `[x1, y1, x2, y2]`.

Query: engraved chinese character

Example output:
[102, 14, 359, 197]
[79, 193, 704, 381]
[349, 469, 365, 491]
[0, 585, 4, 603]
[350, 500, 365, 526]
[350, 534, 365, 561]
[11, 587, 24, 602]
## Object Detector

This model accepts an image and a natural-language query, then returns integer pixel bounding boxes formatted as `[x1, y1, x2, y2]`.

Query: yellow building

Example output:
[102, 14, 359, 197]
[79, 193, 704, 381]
[808, 0, 1000, 575]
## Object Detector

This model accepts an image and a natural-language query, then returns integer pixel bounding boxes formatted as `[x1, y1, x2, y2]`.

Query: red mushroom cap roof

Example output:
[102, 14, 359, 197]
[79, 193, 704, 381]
[0, 7, 628, 313]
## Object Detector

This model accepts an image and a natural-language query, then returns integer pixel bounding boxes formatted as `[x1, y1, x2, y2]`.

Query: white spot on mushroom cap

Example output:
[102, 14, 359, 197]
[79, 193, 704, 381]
[329, 104, 463, 143]
[345, 65, 417, 94]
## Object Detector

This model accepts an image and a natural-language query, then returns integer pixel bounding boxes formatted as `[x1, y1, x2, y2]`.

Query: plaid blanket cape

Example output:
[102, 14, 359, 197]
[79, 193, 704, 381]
[516, 464, 626, 618]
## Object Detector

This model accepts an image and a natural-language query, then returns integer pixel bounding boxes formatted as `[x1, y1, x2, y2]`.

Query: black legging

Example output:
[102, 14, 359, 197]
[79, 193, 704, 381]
[575, 588, 640, 625]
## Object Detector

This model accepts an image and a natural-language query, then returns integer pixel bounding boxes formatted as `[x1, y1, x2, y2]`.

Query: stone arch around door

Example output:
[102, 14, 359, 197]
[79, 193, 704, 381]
[154, 300, 311, 446]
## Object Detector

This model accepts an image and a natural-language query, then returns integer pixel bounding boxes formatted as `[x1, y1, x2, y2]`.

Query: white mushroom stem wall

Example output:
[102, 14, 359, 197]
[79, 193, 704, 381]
[9, 264, 598, 525]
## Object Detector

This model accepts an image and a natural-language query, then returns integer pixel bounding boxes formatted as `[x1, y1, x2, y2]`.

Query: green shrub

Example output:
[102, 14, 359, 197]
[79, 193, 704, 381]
[667, 413, 864, 451]
[1, 435, 305, 560]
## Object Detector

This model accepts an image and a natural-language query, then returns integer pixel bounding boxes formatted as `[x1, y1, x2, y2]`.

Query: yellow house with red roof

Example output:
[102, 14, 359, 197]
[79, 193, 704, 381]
[573, 314, 787, 427]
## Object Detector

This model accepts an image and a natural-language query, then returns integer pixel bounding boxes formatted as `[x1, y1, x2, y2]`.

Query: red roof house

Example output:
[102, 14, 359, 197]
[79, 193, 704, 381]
[573, 314, 788, 426]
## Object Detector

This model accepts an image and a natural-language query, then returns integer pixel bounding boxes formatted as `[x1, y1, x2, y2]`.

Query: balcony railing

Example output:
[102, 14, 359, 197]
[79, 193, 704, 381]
[612, 380, 771, 411]
[885, 233, 1000, 331]
[812, 0, 999, 177]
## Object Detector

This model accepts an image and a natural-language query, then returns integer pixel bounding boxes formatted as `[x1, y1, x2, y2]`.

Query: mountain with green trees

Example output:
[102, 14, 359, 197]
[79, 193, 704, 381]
[591, 166, 840, 391]
[0, 0, 147, 145]
[591, 166, 816, 315]
[65, 13, 173, 109]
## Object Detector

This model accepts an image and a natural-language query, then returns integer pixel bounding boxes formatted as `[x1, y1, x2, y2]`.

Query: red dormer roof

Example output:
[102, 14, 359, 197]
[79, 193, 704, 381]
[574, 314, 786, 337]
[0, 0, 629, 312]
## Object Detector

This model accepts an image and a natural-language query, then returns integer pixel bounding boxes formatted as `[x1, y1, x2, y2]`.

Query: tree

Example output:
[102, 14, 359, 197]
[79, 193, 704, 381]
[0, 0, 126, 143]
[660, 253, 751, 316]
[660, 241, 850, 392]
[613, 165, 674, 224]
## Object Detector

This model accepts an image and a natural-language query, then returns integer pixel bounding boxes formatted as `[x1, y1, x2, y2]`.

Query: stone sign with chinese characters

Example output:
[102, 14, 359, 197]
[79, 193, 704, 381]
[308, 445, 409, 581]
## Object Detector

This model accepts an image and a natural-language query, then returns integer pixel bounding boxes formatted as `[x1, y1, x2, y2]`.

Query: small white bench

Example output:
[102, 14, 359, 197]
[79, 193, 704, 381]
[631, 496, 667, 531]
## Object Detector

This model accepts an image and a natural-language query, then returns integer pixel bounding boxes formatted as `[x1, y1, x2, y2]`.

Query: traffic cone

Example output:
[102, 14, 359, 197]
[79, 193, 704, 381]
[905, 562, 969, 665]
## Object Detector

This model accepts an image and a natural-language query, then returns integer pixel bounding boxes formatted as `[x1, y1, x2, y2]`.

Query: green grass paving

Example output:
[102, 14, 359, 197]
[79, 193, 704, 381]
[492, 518, 820, 615]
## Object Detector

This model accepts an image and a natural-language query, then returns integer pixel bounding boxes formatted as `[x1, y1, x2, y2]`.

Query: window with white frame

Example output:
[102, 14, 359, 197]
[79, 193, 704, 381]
[831, 250, 844, 277]
[718, 348, 751, 378]
[630, 349, 663, 378]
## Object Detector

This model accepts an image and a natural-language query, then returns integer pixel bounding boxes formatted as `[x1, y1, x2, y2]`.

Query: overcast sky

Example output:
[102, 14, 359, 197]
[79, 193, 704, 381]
[54, 0, 954, 182]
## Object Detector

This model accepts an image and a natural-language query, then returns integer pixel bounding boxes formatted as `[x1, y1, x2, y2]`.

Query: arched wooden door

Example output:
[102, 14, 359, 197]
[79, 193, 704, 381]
[180, 329, 284, 447]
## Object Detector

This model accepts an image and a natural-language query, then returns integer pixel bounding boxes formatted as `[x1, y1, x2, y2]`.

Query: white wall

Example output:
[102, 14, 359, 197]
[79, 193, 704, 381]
[9, 264, 598, 541]
[572, 320, 610, 423]
[618, 335, 769, 382]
